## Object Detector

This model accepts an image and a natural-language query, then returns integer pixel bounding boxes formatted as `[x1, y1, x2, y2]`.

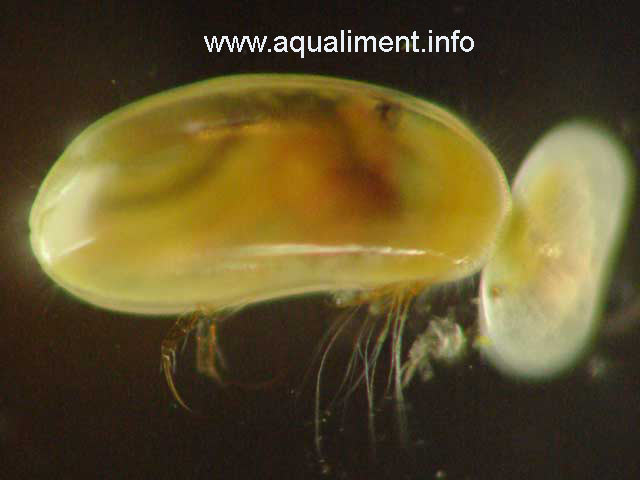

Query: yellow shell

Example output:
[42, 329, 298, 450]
[29, 74, 509, 315]
[480, 121, 634, 379]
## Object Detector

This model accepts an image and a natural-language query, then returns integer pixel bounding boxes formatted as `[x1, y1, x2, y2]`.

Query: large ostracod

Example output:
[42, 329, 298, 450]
[30, 74, 510, 315]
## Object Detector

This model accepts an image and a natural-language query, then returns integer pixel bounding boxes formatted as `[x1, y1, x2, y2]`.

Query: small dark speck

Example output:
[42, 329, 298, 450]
[375, 101, 401, 129]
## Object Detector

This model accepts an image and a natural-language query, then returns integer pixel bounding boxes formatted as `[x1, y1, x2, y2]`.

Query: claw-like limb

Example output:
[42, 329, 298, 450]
[196, 317, 288, 390]
[161, 313, 201, 413]
[196, 319, 226, 384]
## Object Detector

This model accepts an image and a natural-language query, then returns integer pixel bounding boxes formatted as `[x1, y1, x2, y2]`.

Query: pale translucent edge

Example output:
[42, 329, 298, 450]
[29, 74, 511, 315]
[479, 120, 636, 380]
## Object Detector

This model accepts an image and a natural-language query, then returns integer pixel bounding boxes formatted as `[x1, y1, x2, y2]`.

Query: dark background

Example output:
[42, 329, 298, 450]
[2, 1, 639, 479]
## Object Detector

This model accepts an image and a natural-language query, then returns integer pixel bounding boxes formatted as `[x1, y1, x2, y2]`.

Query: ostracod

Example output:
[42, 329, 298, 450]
[479, 121, 634, 379]
[30, 75, 510, 317]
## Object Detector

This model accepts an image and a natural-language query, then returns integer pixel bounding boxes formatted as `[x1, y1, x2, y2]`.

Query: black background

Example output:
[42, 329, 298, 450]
[2, 1, 640, 479]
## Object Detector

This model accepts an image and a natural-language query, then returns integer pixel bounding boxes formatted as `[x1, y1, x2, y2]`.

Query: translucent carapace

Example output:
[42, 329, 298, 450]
[29, 74, 510, 315]
[479, 122, 635, 379]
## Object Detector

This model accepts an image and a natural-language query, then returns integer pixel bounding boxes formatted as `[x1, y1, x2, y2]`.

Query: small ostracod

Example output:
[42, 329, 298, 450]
[479, 121, 635, 379]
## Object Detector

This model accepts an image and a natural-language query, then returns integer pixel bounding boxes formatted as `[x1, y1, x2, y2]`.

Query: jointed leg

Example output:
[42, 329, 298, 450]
[161, 313, 201, 412]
